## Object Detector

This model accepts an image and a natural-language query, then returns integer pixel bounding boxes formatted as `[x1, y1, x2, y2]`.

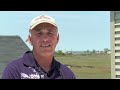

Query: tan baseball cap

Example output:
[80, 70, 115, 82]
[29, 15, 57, 31]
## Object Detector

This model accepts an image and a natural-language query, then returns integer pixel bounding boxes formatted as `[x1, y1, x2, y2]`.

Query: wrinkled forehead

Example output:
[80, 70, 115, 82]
[30, 23, 58, 33]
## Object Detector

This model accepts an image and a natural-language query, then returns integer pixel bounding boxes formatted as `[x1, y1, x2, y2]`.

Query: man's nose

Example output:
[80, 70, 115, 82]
[42, 34, 49, 42]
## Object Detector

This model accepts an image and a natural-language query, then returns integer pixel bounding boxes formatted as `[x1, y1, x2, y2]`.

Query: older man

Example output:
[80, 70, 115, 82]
[2, 15, 76, 79]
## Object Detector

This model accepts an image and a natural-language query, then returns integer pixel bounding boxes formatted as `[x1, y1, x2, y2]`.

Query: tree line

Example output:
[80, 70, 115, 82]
[55, 48, 110, 56]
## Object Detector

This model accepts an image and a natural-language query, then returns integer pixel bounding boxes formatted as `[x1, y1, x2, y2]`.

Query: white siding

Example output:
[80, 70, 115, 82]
[111, 11, 120, 79]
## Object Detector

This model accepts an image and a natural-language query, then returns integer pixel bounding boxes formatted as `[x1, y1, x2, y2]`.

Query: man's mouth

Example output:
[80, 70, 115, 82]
[40, 44, 51, 47]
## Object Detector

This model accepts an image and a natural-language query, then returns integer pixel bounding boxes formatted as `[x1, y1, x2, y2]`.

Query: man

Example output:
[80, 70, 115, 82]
[2, 15, 76, 79]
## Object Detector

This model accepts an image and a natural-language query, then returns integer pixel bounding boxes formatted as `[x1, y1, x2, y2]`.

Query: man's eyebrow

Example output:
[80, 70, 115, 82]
[33, 29, 42, 32]
[33, 27, 57, 32]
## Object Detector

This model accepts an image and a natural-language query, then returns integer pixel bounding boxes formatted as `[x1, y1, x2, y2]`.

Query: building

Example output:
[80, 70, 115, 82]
[111, 11, 120, 79]
[0, 35, 30, 77]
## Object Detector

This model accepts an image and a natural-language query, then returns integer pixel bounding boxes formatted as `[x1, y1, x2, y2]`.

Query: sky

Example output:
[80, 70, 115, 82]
[0, 11, 110, 52]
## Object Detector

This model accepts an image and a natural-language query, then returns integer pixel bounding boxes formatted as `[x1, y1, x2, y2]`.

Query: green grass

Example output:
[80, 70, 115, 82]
[0, 54, 111, 79]
[55, 54, 111, 79]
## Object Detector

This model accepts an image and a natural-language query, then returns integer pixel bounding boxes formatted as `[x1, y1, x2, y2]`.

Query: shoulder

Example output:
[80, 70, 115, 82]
[3, 51, 33, 72]
[6, 57, 23, 70]
[60, 63, 74, 74]
[6, 51, 33, 69]
[55, 60, 76, 79]
[1, 51, 31, 79]
[5, 55, 24, 69]
[1, 57, 23, 79]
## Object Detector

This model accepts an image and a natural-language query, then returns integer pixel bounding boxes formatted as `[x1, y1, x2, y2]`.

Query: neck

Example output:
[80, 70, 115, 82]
[32, 50, 54, 72]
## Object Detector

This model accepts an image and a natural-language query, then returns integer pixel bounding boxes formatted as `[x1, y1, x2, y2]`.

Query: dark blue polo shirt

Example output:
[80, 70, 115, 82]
[2, 51, 76, 79]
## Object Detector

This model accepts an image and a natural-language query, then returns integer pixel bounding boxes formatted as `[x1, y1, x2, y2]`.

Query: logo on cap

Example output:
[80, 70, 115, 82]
[29, 15, 57, 31]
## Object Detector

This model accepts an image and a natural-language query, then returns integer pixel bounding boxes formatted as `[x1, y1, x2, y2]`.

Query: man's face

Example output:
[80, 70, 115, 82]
[29, 23, 59, 56]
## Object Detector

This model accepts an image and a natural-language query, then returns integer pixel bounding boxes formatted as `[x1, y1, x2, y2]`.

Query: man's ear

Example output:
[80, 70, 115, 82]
[57, 33, 59, 44]
[26, 34, 33, 46]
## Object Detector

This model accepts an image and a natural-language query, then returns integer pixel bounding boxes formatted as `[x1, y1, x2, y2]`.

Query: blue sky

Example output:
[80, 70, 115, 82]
[0, 11, 110, 51]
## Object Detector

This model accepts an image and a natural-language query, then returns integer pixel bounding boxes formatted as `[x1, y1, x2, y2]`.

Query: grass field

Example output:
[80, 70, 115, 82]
[55, 54, 111, 79]
[0, 54, 111, 79]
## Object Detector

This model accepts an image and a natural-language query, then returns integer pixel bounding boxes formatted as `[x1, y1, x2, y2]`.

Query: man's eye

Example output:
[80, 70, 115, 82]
[37, 32, 42, 35]
[35, 32, 42, 36]
[48, 32, 53, 35]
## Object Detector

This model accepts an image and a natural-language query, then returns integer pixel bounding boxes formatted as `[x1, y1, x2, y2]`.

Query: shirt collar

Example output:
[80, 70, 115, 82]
[23, 51, 37, 68]
[22, 51, 60, 72]
[35, 57, 58, 73]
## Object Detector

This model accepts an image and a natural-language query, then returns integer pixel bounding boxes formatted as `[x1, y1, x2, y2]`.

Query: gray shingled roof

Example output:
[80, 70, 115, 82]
[0, 35, 30, 78]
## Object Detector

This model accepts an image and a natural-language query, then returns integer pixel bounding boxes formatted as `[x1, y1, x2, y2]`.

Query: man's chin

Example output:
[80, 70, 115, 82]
[40, 51, 54, 56]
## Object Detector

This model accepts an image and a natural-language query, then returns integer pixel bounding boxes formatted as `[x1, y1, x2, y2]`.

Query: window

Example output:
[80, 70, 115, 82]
[115, 68, 120, 71]
[116, 75, 120, 78]
[115, 37, 120, 40]
[115, 56, 120, 59]
[115, 44, 120, 46]
[115, 62, 120, 65]
[115, 31, 120, 34]
[115, 50, 120, 53]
